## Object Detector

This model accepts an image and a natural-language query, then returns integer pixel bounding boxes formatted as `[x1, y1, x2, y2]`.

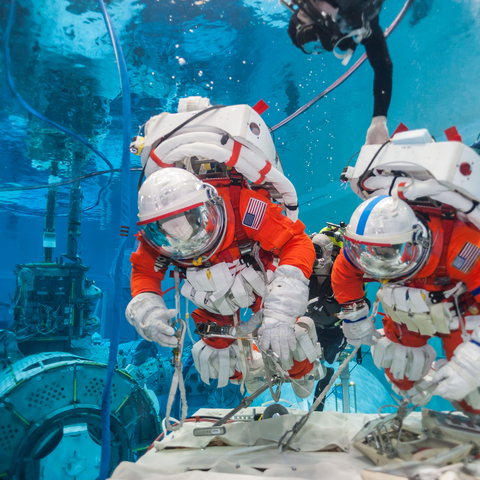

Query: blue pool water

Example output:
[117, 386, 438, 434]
[0, 0, 478, 476]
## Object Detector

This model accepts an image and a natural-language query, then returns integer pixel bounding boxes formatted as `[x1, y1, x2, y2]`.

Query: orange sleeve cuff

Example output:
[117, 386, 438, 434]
[278, 232, 315, 279]
[331, 249, 365, 304]
[130, 237, 166, 297]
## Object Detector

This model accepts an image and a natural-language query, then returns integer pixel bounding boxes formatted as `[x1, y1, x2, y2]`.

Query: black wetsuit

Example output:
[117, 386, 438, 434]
[361, 16, 393, 117]
[288, 1, 393, 118]
[307, 269, 344, 412]
[307, 272, 346, 365]
[331, 0, 393, 117]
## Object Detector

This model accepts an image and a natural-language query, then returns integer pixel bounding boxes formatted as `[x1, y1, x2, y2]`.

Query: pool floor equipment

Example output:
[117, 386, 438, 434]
[0, 352, 160, 480]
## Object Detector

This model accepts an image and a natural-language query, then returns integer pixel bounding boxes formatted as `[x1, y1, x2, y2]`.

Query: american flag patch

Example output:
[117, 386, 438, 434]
[242, 198, 267, 230]
[452, 242, 480, 273]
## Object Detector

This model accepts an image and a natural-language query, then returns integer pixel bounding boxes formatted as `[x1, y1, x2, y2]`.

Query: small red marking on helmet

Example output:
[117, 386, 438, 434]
[344, 235, 393, 247]
[460, 162, 472, 176]
[444, 126, 462, 142]
[253, 100, 269, 115]
[137, 203, 204, 225]
[391, 123, 409, 136]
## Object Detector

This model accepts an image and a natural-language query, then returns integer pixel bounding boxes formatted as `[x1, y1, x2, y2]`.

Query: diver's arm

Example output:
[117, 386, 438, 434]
[362, 16, 393, 118]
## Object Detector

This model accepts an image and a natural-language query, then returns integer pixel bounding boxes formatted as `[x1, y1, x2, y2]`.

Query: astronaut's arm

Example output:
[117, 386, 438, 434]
[126, 236, 177, 347]
[278, 230, 316, 279]
[331, 249, 379, 346]
[433, 326, 480, 401]
[130, 236, 167, 297]
[252, 209, 315, 360]
[446, 228, 480, 304]
[331, 249, 366, 304]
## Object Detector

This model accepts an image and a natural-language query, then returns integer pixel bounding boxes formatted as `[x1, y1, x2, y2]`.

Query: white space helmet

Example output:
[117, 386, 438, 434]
[137, 168, 226, 262]
[343, 196, 430, 280]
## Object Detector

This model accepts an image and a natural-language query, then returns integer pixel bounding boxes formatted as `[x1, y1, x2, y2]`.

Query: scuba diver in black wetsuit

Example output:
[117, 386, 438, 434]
[282, 0, 393, 144]
[307, 224, 369, 410]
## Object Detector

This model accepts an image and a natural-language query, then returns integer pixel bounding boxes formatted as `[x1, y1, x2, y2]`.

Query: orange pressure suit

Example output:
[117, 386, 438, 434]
[332, 211, 480, 412]
[130, 180, 316, 381]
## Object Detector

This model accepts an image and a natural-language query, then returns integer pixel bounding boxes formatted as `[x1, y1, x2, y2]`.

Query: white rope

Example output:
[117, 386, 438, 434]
[164, 312, 188, 432]
[184, 298, 195, 344]
[164, 362, 188, 432]
[161, 416, 179, 436]
[233, 311, 248, 395]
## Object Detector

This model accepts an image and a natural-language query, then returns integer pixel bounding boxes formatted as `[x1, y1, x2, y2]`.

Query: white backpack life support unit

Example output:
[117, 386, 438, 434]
[341, 129, 480, 229]
[130, 96, 299, 221]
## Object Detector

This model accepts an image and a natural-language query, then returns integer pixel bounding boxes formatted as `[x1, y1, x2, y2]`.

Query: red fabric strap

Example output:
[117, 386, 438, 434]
[397, 181, 407, 200]
[226, 141, 242, 167]
[254, 161, 272, 185]
[216, 248, 237, 264]
[150, 150, 173, 168]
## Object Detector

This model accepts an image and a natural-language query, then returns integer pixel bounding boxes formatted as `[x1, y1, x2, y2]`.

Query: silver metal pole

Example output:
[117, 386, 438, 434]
[340, 366, 351, 413]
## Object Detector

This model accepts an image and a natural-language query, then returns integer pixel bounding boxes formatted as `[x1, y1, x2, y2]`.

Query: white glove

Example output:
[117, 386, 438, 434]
[432, 332, 480, 401]
[259, 316, 297, 362]
[338, 303, 381, 347]
[258, 265, 309, 361]
[231, 311, 262, 337]
[365, 116, 389, 145]
[125, 292, 178, 347]
[391, 370, 437, 407]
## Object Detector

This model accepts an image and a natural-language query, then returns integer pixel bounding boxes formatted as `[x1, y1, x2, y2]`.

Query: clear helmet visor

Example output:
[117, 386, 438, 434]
[344, 238, 426, 280]
[140, 199, 225, 261]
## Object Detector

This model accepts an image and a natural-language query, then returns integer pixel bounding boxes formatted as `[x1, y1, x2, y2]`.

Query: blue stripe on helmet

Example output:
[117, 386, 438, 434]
[343, 247, 357, 269]
[356, 196, 388, 235]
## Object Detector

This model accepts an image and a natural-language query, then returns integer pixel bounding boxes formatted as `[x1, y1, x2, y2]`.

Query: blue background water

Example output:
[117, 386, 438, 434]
[1, 0, 478, 415]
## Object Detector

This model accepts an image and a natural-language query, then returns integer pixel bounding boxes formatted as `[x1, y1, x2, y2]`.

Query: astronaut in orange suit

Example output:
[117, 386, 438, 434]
[332, 195, 480, 412]
[126, 167, 320, 396]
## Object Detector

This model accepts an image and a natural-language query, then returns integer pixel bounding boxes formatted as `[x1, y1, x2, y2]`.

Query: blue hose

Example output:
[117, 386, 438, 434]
[96, 0, 131, 478]
[3, 0, 115, 212]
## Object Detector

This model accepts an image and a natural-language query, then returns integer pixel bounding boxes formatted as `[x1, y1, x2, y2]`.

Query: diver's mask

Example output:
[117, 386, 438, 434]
[283, 0, 381, 64]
